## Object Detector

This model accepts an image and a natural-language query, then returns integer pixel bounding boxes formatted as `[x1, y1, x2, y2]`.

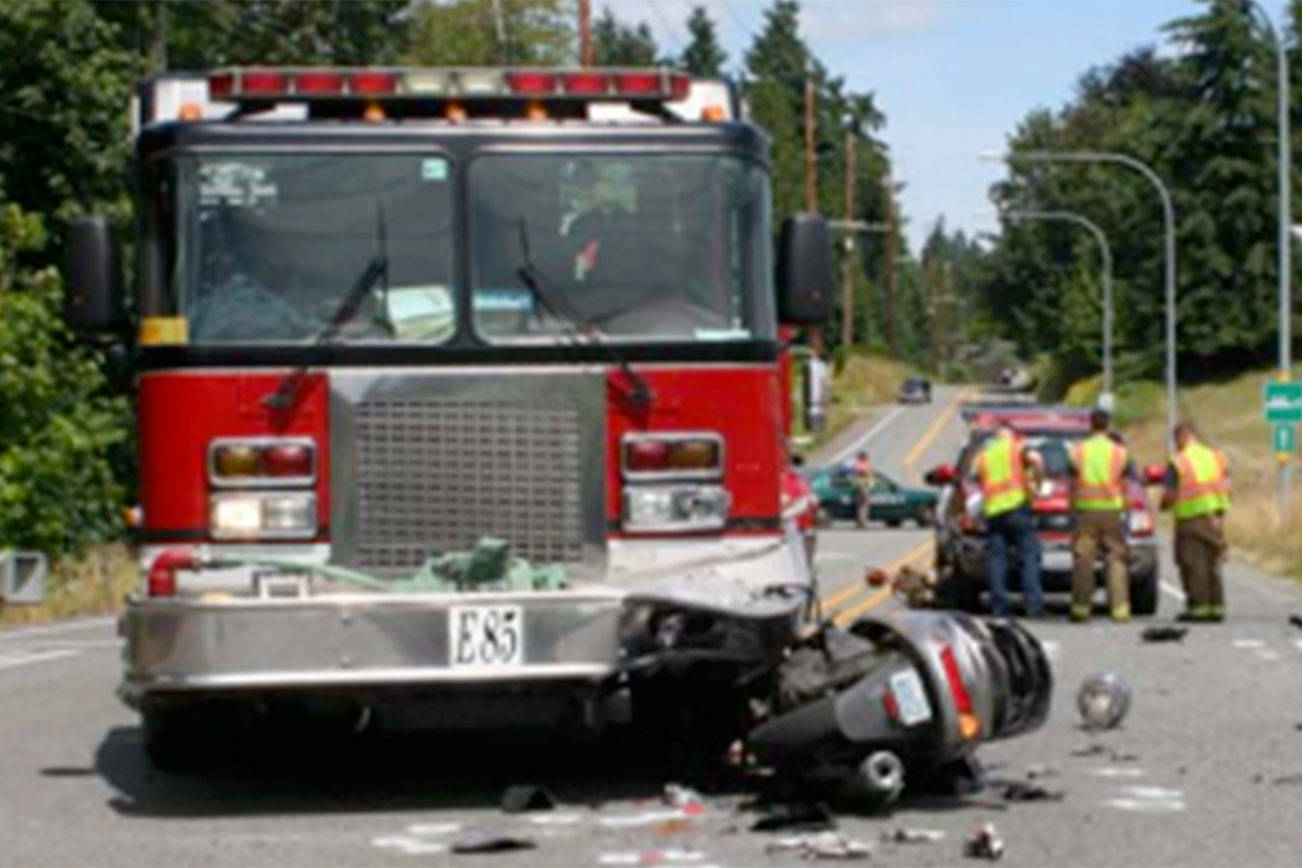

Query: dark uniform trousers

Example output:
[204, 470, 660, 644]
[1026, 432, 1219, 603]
[1071, 510, 1128, 617]
[1175, 514, 1226, 612]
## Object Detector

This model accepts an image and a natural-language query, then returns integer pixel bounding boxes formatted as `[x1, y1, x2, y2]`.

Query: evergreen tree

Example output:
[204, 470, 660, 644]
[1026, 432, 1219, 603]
[681, 6, 727, 77]
[593, 6, 658, 66]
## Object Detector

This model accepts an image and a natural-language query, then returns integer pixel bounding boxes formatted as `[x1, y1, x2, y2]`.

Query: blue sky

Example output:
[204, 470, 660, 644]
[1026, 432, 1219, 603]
[623, 0, 1292, 254]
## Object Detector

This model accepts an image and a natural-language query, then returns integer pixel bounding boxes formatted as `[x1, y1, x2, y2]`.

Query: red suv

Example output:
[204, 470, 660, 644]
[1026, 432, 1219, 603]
[924, 406, 1161, 616]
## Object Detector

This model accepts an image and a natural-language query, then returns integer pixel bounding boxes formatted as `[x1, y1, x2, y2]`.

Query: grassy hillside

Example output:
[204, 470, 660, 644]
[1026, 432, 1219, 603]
[1066, 370, 1302, 580]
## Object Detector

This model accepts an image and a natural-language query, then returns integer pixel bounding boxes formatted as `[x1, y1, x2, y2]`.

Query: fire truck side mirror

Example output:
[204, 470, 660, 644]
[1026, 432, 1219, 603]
[776, 213, 834, 324]
[64, 216, 125, 335]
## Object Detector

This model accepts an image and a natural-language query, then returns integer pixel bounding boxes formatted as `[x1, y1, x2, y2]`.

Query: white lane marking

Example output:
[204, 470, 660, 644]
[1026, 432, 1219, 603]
[827, 406, 906, 465]
[1233, 639, 1265, 649]
[1160, 581, 1186, 601]
[405, 823, 461, 836]
[0, 649, 80, 671]
[1125, 786, 1183, 799]
[1106, 797, 1185, 813]
[1256, 650, 1283, 662]
[1090, 767, 1145, 778]
[0, 616, 115, 641]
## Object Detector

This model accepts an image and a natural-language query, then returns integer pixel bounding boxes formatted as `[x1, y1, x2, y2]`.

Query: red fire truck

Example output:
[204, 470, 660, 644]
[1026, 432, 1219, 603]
[64, 67, 837, 765]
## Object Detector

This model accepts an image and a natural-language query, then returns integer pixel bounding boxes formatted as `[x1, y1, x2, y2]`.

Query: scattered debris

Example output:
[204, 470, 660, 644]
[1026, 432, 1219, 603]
[1070, 744, 1107, 758]
[749, 801, 836, 832]
[406, 822, 462, 836]
[766, 832, 872, 860]
[1232, 639, 1265, 649]
[999, 780, 1064, 802]
[1105, 786, 1185, 813]
[890, 564, 938, 608]
[663, 783, 707, 815]
[1141, 626, 1187, 643]
[653, 818, 695, 837]
[1025, 764, 1059, 780]
[500, 784, 556, 814]
[1076, 671, 1131, 730]
[1272, 773, 1302, 786]
[450, 832, 537, 854]
[1288, 614, 1302, 631]
[963, 824, 1004, 861]
[371, 835, 449, 856]
[1089, 767, 1145, 779]
[883, 827, 946, 844]
[525, 813, 582, 826]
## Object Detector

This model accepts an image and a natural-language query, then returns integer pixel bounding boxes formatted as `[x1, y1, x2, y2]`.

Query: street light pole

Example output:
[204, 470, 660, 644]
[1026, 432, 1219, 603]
[1247, 0, 1291, 523]
[983, 149, 1178, 449]
[1005, 209, 1114, 403]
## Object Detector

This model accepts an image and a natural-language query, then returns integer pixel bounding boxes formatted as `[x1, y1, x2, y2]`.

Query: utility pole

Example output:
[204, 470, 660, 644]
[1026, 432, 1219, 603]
[578, 0, 592, 67]
[804, 73, 821, 353]
[804, 75, 817, 212]
[840, 127, 857, 350]
[882, 174, 897, 356]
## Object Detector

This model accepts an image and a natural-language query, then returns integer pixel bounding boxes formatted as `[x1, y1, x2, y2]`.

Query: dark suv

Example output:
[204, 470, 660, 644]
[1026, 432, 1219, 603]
[923, 406, 1162, 616]
[897, 377, 932, 404]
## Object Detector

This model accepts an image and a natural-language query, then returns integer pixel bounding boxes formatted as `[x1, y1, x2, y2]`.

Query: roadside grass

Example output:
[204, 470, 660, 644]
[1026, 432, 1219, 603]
[0, 544, 137, 625]
[1066, 369, 1302, 580]
[794, 350, 914, 452]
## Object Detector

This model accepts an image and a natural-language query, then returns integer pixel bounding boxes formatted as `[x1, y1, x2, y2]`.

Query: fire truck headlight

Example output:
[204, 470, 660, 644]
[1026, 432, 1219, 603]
[623, 485, 730, 533]
[210, 492, 317, 540]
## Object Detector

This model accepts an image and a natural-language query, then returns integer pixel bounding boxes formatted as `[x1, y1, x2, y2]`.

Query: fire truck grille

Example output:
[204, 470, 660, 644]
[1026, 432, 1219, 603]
[352, 399, 586, 571]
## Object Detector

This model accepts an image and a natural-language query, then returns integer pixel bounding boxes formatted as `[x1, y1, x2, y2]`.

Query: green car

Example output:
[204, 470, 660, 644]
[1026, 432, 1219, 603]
[806, 466, 937, 528]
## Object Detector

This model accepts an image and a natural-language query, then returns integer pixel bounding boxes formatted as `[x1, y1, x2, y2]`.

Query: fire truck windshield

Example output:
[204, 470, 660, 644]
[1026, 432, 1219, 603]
[167, 152, 456, 344]
[470, 153, 774, 343]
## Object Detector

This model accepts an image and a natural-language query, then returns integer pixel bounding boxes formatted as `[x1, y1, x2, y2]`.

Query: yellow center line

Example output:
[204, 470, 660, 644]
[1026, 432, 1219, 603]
[902, 386, 975, 475]
[820, 538, 933, 610]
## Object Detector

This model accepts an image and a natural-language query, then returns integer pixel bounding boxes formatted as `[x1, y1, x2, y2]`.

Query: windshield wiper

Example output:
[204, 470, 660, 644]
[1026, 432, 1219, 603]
[264, 207, 389, 414]
[515, 218, 652, 407]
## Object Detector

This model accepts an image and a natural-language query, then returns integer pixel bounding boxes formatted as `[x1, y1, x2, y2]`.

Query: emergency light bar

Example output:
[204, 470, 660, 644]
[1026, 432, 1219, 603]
[208, 66, 691, 103]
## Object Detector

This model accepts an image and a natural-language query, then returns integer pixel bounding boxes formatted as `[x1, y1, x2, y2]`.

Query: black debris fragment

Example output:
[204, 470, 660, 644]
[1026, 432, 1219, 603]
[963, 823, 1004, 861]
[1289, 615, 1302, 631]
[1272, 773, 1302, 786]
[1000, 780, 1064, 802]
[451, 833, 537, 854]
[1141, 626, 1188, 643]
[1070, 744, 1107, 758]
[500, 784, 555, 814]
[750, 801, 836, 832]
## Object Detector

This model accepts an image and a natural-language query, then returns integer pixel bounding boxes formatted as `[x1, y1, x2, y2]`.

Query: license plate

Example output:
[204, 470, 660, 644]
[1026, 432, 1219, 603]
[448, 605, 524, 669]
[889, 668, 933, 726]
[1042, 549, 1073, 572]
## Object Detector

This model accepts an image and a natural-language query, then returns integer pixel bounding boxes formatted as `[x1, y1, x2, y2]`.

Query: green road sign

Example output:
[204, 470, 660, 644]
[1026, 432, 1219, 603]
[1264, 380, 1302, 422]
[1274, 423, 1296, 454]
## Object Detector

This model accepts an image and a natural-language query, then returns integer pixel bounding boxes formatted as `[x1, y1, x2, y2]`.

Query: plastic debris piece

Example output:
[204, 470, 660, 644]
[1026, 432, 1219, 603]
[663, 783, 707, 815]
[598, 850, 706, 866]
[1070, 743, 1107, 757]
[749, 801, 836, 832]
[1289, 614, 1302, 631]
[526, 812, 582, 826]
[1000, 780, 1064, 802]
[883, 827, 946, 844]
[1077, 671, 1131, 730]
[405, 822, 462, 836]
[450, 832, 537, 853]
[766, 832, 871, 860]
[1025, 764, 1059, 780]
[501, 784, 556, 813]
[1142, 626, 1188, 643]
[963, 824, 1004, 861]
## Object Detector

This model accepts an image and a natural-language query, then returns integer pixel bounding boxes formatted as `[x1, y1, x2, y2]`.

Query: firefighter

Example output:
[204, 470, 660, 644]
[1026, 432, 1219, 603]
[1068, 409, 1131, 623]
[973, 419, 1045, 617]
[1159, 422, 1231, 622]
[851, 450, 874, 528]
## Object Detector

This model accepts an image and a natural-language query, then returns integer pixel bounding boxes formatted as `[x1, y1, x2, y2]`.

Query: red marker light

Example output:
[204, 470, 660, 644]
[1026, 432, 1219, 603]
[350, 71, 398, 94]
[208, 72, 235, 99]
[241, 70, 286, 95]
[614, 72, 661, 95]
[294, 71, 344, 94]
[507, 71, 558, 95]
[262, 443, 314, 477]
[939, 645, 974, 715]
[668, 73, 691, 100]
[626, 439, 671, 472]
[562, 72, 610, 95]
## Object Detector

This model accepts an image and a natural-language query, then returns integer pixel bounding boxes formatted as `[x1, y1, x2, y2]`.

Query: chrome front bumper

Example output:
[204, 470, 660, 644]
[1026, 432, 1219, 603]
[120, 589, 624, 706]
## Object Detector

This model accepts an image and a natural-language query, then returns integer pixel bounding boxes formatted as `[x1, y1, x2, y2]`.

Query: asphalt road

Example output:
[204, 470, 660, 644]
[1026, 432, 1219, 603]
[4, 386, 1302, 866]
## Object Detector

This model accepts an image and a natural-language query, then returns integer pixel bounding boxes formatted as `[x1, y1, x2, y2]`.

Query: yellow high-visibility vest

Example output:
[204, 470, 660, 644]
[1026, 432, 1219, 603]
[1070, 433, 1126, 511]
[1173, 440, 1230, 520]
[976, 433, 1028, 517]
